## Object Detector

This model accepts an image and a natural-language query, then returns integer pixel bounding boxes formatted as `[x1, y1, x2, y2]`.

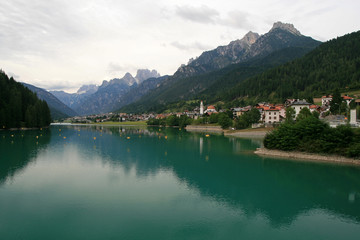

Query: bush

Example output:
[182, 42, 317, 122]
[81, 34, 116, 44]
[264, 114, 359, 158]
[218, 112, 233, 129]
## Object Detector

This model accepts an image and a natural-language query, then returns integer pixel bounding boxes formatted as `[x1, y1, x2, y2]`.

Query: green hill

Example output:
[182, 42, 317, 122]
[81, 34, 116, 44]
[0, 70, 51, 129]
[222, 30, 360, 103]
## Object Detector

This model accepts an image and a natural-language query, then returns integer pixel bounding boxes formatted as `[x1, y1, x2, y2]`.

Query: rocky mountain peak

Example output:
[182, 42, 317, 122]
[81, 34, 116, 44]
[76, 84, 98, 95]
[241, 31, 260, 45]
[270, 21, 301, 36]
[121, 72, 136, 86]
[135, 69, 161, 83]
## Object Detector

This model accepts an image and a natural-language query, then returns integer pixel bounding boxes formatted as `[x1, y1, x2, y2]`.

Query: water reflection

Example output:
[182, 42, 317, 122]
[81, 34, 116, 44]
[2, 125, 360, 229]
[46, 125, 360, 227]
[0, 129, 51, 184]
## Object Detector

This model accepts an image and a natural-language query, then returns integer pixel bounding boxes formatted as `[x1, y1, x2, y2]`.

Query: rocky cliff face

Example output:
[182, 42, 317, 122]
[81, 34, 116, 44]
[173, 22, 319, 79]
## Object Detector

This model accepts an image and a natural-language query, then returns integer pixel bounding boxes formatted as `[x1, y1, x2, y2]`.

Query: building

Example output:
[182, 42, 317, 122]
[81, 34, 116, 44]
[200, 101, 204, 115]
[263, 106, 282, 124]
[290, 99, 311, 117]
[342, 95, 354, 106]
[205, 105, 217, 114]
[321, 95, 332, 106]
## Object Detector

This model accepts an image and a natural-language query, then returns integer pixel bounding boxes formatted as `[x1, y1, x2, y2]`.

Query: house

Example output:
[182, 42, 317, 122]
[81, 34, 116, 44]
[232, 106, 251, 118]
[205, 105, 217, 114]
[290, 99, 311, 117]
[263, 106, 282, 124]
[342, 95, 354, 106]
[322, 95, 354, 106]
[309, 104, 320, 113]
[321, 95, 332, 106]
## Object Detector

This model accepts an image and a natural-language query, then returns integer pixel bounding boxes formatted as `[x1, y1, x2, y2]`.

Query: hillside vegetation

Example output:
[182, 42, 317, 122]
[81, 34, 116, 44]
[223, 31, 360, 103]
[0, 71, 51, 128]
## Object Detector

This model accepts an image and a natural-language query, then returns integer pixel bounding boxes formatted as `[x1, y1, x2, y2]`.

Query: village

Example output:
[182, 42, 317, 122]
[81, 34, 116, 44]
[65, 94, 360, 128]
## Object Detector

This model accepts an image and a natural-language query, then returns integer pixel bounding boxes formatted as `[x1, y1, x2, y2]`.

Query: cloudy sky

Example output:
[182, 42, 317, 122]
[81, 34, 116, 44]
[1, 0, 359, 92]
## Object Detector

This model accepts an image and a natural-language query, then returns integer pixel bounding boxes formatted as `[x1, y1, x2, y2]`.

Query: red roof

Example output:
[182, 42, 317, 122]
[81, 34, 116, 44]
[322, 95, 332, 98]
[207, 105, 216, 110]
[263, 106, 281, 111]
[310, 105, 318, 109]
[342, 96, 353, 100]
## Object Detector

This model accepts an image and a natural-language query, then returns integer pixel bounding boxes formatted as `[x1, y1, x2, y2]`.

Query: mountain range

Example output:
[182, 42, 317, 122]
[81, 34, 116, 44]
[21, 21, 358, 117]
[120, 22, 321, 113]
[50, 69, 161, 115]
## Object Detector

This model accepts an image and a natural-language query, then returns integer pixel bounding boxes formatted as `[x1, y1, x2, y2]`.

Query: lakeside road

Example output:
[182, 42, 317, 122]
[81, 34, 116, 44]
[255, 148, 360, 166]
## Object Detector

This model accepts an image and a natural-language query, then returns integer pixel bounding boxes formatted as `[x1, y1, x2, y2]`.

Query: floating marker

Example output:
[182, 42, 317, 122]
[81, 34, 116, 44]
[11, 135, 14, 137]
[205, 134, 210, 137]
[59, 129, 61, 131]
[127, 137, 131, 139]
[36, 136, 39, 139]
[93, 137, 96, 140]
[63, 137, 66, 139]
[165, 136, 168, 139]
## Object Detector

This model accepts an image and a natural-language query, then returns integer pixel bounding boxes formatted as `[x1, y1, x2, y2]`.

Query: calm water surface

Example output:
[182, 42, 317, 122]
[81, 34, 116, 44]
[0, 125, 360, 239]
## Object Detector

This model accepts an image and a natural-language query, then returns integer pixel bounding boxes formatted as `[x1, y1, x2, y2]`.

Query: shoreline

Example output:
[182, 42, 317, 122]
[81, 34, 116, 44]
[224, 129, 270, 138]
[255, 148, 360, 166]
[185, 125, 223, 133]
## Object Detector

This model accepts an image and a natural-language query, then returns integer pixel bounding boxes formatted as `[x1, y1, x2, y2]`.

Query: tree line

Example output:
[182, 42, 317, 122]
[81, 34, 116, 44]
[0, 70, 51, 129]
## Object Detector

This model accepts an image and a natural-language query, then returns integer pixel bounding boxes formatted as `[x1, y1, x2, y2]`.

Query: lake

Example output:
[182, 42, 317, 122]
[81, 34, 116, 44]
[1, 125, 360, 239]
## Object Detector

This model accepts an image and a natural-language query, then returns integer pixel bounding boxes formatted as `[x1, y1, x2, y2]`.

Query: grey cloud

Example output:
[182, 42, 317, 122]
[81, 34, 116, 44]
[171, 41, 212, 51]
[107, 62, 138, 76]
[175, 5, 219, 24]
[175, 5, 253, 30]
[219, 11, 254, 29]
[0, 0, 88, 59]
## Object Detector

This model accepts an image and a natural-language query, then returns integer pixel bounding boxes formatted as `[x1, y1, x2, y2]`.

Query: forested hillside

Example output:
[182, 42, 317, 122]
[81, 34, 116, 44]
[222, 30, 360, 103]
[0, 70, 51, 128]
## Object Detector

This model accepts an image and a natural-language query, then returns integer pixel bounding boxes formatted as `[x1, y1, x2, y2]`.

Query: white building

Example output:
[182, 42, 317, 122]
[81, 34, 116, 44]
[200, 101, 204, 115]
[263, 106, 282, 124]
[290, 100, 311, 118]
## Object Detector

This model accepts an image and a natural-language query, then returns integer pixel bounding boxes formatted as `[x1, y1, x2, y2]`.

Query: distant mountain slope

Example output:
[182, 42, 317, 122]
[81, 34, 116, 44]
[50, 84, 98, 109]
[70, 69, 161, 115]
[223, 30, 360, 103]
[0, 71, 51, 128]
[113, 75, 168, 112]
[21, 83, 78, 119]
[119, 22, 321, 113]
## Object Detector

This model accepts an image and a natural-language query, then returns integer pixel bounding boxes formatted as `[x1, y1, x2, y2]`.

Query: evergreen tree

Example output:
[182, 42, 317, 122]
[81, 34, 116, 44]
[330, 89, 343, 114]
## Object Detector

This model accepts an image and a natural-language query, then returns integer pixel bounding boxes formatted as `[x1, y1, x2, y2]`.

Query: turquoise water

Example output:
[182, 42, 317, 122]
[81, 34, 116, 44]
[0, 125, 360, 240]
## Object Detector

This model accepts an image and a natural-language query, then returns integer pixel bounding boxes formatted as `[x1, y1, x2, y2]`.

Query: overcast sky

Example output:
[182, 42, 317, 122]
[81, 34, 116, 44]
[1, 0, 359, 93]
